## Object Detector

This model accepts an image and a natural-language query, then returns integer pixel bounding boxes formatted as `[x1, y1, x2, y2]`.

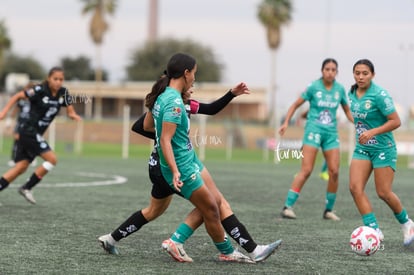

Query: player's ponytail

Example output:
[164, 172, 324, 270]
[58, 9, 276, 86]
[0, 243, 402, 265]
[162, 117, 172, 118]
[145, 74, 169, 110]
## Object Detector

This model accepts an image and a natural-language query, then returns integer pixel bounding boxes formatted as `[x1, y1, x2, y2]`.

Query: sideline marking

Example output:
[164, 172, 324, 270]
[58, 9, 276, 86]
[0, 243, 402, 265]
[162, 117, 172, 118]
[11, 172, 128, 188]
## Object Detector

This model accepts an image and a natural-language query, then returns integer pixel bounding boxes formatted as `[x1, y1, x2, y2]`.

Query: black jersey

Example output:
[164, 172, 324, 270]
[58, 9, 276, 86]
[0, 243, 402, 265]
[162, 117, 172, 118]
[19, 83, 72, 135]
[16, 99, 31, 124]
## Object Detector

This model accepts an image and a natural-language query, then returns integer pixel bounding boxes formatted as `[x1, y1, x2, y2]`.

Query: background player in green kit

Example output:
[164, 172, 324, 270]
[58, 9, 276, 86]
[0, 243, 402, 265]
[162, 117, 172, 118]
[348, 59, 414, 246]
[146, 53, 253, 263]
[278, 58, 354, 220]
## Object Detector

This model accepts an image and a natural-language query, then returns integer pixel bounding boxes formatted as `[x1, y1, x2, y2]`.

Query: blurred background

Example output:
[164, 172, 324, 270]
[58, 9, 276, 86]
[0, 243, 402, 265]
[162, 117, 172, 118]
[0, 0, 413, 164]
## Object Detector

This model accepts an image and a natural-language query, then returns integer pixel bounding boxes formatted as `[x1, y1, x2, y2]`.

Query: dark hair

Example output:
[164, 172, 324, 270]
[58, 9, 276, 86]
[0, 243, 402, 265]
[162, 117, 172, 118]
[350, 59, 375, 93]
[145, 53, 196, 110]
[321, 58, 338, 70]
[42, 66, 64, 87]
[48, 66, 64, 77]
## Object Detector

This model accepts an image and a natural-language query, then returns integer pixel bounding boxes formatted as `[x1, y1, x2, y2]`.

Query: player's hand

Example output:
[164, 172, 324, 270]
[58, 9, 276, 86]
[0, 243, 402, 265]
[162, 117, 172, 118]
[0, 110, 7, 120]
[358, 130, 374, 144]
[278, 123, 288, 136]
[172, 172, 183, 192]
[230, 82, 250, 96]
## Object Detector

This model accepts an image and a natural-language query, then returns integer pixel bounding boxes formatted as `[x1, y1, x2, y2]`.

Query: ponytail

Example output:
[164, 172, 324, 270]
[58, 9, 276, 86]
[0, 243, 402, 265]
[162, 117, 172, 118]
[145, 75, 170, 110]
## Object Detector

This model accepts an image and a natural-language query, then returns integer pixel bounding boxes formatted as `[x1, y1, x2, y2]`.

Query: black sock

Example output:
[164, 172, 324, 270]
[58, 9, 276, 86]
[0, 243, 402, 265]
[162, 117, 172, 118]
[221, 214, 257, 253]
[111, 210, 148, 241]
[0, 177, 10, 191]
[23, 173, 42, 190]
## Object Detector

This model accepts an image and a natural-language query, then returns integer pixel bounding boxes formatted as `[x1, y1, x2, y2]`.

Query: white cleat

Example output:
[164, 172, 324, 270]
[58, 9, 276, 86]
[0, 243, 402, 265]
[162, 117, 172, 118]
[323, 211, 340, 221]
[162, 239, 193, 263]
[218, 249, 255, 264]
[402, 219, 414, 246]
[18, 188, 36, 204]
[249, 240, 282, 262]
[281, 207, 296, 219]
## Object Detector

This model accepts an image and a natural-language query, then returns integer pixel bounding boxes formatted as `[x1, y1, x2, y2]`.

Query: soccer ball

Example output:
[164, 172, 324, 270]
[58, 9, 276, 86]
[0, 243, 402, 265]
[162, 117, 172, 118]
[349, 226, 380, 256]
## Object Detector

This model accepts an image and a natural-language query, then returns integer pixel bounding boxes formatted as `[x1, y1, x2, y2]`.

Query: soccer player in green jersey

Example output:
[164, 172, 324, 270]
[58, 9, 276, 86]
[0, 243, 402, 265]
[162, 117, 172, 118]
[348, 59, 414, 246]
[278, 58, 354, 220]
[145, 53, 254, 263]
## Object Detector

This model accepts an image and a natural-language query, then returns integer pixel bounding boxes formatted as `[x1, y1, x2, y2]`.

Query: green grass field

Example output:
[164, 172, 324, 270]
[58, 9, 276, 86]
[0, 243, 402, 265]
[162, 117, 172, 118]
[1, 142, 414, 274]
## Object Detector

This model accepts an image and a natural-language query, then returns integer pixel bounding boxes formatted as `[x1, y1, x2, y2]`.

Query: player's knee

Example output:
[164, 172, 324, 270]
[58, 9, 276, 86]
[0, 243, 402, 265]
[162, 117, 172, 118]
[42, 161, 55, 171]
[349, 182, 362, 196]
[376, 189, 390, 202]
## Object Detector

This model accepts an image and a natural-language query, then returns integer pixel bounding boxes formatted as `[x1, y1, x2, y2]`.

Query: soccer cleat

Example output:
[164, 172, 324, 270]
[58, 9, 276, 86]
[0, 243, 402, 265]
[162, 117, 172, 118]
[375, 228, 384, 242]
[319, 171, 329, 181]
[402, 219, 414, 246]
[281, 207, 296, 219]
[249, 239, 282, 262]
[323, 210, 340, 221]
[18, 188, 36, 204]
[98, 234, 120, 255]
[218, 250, 255, 264]
[162, 239, 193, 263]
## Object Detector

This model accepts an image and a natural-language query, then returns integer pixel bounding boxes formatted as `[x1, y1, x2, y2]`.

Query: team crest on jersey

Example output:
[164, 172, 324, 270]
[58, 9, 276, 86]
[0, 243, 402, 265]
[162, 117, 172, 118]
[380, 90, 387, 97]
[364, 100, 371, 110]
[316, 91, 322, 98]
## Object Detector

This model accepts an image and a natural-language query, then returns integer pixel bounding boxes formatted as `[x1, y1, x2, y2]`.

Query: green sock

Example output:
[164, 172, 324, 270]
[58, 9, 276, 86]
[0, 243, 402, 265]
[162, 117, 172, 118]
[362, 213, 379, 229]
[325, 192, 336, 212]
[321, 161, 328, 173]
[215, 237, 234, 255]
[284, 189, 299, 208]
[170, 223, 194, 244]
[394, 208, 409, 224]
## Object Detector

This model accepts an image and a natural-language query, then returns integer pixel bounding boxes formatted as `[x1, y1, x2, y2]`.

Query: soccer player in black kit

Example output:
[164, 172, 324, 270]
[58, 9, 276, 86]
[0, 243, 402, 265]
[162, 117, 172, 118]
[0, 67, 81, 204]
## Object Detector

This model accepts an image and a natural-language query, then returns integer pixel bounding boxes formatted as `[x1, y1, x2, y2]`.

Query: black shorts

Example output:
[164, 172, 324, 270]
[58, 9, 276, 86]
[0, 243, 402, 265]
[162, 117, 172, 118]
[148, 150, 182, 199]
[14, 133, 51, 163]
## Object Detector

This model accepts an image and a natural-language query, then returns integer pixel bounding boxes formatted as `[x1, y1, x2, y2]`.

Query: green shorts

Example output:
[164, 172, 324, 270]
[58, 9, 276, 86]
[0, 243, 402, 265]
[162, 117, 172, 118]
[302, 129, 339, 151]
[352, 147, 397, 171]
[161, 155, 205, 199]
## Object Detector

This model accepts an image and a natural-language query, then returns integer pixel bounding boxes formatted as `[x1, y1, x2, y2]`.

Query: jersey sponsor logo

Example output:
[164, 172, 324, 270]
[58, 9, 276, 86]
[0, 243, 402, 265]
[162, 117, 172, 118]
[352, 110, 367, 119]
[384, 98, 393, 111]
[356, 122, 378, 145]
[317, 110, 333, 125]
[317, 100, 338, 108]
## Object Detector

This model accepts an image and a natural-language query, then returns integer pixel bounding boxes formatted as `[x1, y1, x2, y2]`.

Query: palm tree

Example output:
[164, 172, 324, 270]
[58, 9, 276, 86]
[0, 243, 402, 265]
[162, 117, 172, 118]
[81, 0, 117, 119]
[0, 19, 12, 80]
[257, 0, 292, 127]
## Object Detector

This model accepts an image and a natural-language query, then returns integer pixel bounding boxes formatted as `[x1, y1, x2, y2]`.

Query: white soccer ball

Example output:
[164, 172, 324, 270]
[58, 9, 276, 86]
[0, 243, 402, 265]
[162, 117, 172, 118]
[349, 226, 380, 256]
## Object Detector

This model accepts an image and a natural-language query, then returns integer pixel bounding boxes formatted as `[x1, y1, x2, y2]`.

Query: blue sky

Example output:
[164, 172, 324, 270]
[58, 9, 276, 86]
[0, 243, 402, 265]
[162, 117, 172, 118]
[2, 0, 414, 115]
